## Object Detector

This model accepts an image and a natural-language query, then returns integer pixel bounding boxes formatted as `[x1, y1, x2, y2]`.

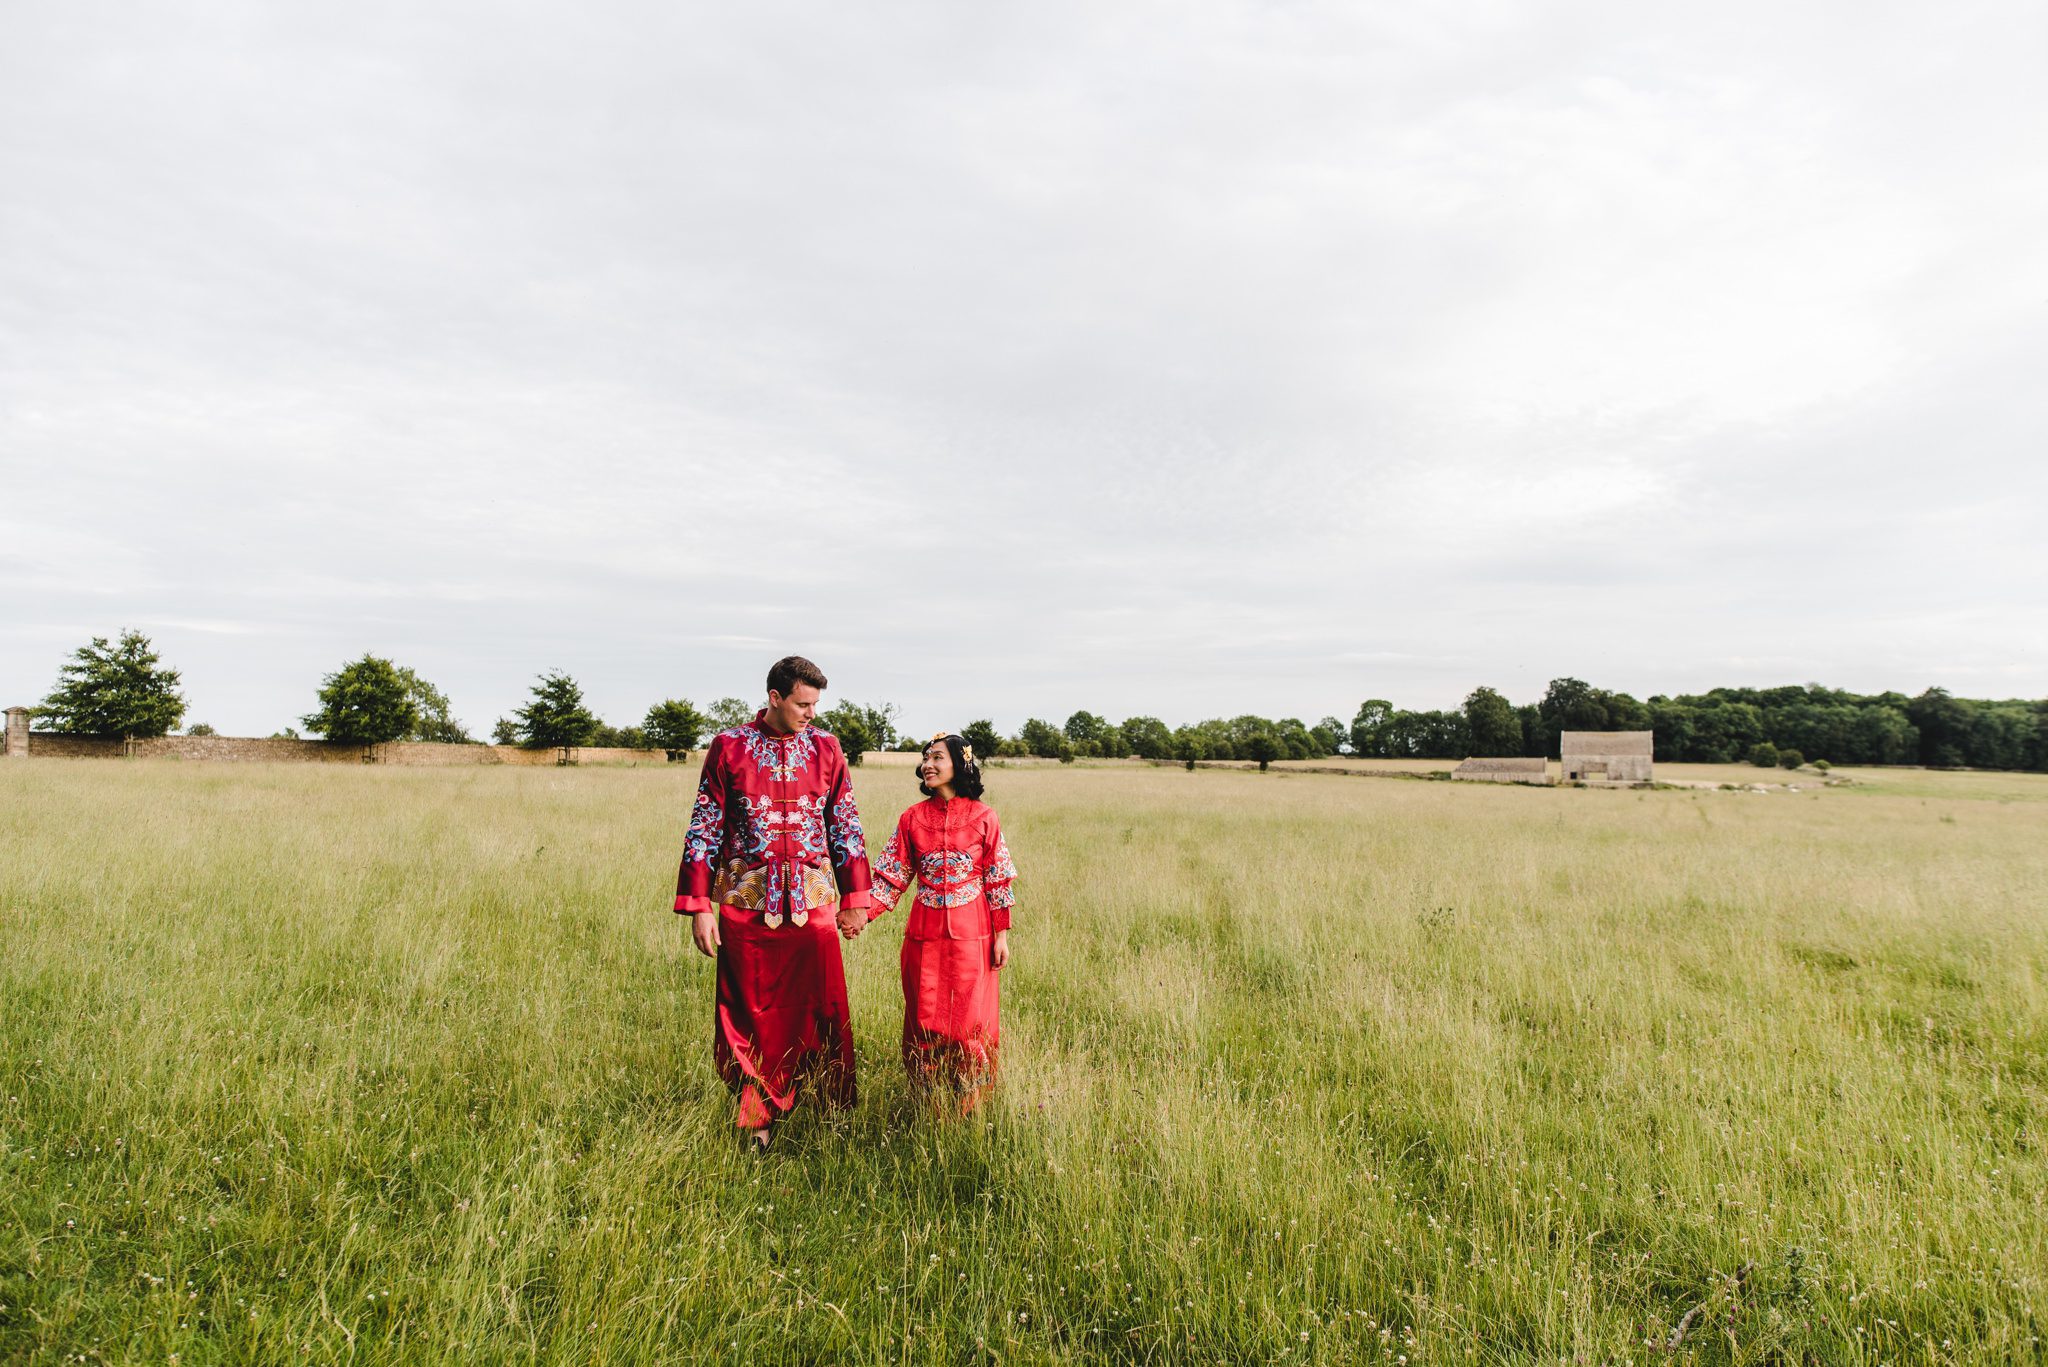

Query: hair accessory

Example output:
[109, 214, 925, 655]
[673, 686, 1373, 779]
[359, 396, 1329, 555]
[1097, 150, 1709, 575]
[929, 730, 975, 765]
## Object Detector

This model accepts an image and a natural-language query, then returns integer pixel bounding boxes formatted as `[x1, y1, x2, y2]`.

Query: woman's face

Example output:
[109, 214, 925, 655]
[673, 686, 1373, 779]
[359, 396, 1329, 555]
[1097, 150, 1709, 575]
[920, 742, 956, 791]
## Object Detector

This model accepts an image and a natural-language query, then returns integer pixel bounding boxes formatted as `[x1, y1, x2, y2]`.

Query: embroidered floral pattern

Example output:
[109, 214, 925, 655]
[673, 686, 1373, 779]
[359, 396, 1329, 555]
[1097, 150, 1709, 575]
[683, 777, 725, 865]
[987, 834, 1017, 884]
[730, 793, 831, 864]
[734, 723, 816, 782]
[871, 827, 910, 912]
[870, 800, 1020, 924]
[915, 850, 983, 909]
[828, 792, 866, 865]
[675, 721, 872, 920]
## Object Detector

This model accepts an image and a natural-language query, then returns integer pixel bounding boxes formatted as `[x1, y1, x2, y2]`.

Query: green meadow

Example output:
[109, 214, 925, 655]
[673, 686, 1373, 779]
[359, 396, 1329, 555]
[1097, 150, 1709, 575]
[2, 759, 2044, 1364]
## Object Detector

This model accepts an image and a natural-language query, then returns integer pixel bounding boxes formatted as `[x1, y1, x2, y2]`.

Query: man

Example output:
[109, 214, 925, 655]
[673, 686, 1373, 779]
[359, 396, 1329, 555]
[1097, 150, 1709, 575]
[675, 655, 873, 1145]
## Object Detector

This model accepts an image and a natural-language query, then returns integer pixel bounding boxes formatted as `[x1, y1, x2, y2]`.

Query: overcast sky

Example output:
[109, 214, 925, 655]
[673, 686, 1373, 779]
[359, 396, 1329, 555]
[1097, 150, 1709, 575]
[4, 1, 2045, 739]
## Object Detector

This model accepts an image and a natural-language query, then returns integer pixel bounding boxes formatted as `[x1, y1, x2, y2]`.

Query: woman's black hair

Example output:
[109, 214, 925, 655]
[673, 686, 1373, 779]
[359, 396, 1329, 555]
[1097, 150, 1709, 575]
[919, 734, 985, 801]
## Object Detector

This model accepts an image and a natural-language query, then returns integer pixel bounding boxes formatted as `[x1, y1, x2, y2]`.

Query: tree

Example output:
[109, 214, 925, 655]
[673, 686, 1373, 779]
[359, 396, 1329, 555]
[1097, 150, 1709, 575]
[1245, 723, 1280, 772]
[1778, 748, 1805, 769]
[1274, 718, 1317, 761]
[1122, 716, 1174, 761]
[490, 717, 519, 746]
[818, 701, 898, 765]
[394, 667, 472, 743]
[707, 697, 753, 731]
[38, 629, 187, 737]
[1748, 741, 1780, 768]
[1311, 716, 1349, 756]
[1536, 677, 1610, 755]
[645, 699, 710, 759]
[1350, 700, 1394, 758]
[1463, 686, 1521, 757]
[302, 655, 418, 745]
[961, 719, 1003, 761]
[1905, 688, 1971, 766]
[185, 722, 217, 736]
[586, 722, 649, 748]
[1171, 725, 1209, 770]
[1064, 711, 1111, 751]
[511, 671, 600, 748]
[1018, 718, 1071, 761]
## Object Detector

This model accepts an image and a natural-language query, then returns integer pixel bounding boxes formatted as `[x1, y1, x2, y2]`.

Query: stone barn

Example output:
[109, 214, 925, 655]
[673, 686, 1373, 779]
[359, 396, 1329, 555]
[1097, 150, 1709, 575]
[1451, 756, 1552, 785]
[1560, 731, 1653, 783]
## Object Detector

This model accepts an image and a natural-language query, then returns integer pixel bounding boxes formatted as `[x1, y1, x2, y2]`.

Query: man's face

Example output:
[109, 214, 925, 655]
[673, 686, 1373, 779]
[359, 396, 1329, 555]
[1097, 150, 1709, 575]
[765, 683, 820, 734]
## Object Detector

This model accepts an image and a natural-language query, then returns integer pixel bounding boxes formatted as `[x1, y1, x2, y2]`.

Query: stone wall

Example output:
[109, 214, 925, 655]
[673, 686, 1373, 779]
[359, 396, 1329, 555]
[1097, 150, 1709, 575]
[17, 732, 674, 766]
[5, 707, 29, 758]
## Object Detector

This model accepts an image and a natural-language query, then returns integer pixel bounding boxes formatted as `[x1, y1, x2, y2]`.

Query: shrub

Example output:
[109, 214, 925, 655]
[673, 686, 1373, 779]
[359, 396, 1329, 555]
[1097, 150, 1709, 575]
[1778, 749, 1805, 770]
[1748, 742, 1780, 768]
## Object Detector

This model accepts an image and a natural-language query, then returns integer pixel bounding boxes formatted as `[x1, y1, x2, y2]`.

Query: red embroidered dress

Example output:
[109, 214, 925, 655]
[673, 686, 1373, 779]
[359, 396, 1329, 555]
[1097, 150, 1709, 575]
[868, 797, 1017, 1107]
[675, 713, 873, 1127]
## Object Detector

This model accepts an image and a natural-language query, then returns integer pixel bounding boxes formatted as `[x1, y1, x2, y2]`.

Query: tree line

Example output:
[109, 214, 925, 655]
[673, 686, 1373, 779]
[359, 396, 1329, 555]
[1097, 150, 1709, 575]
[23, 631, 899, 760]
[1343, 678, 2048, 772]
[24, 631, 2048, 772]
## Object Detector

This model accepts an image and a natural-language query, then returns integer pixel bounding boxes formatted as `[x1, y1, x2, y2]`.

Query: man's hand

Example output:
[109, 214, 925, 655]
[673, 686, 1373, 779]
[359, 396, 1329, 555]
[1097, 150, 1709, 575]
[691, 910, 721, 958]
[991, 928, 1010, 969]
[837, 903, 867, 940]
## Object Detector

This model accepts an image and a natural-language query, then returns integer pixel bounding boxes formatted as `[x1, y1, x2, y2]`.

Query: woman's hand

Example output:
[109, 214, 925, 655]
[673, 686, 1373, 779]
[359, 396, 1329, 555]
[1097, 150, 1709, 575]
[991, 929, 1009, 969]
[691, 910, 721, 958]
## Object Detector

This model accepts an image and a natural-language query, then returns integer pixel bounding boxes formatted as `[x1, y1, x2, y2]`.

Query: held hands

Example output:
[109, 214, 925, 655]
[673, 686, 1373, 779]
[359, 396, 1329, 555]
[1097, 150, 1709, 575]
[837, 903, 868, 940]
[991, 929, 1009, 969]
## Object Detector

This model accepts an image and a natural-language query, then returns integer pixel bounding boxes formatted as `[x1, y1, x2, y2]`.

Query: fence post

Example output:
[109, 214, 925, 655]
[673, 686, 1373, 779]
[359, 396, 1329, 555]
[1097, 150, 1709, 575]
[4, 707, 27, 758]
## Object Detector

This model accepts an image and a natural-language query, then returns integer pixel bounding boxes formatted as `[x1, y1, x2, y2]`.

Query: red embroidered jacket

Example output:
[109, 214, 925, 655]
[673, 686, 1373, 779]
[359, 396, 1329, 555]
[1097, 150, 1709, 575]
[868, 797, 1017, 940]
[674, 713, 873, 921]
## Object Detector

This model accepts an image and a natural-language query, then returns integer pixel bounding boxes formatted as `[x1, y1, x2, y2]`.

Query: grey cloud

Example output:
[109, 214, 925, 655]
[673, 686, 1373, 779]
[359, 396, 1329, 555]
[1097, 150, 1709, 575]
[4, 0, 2045, 734]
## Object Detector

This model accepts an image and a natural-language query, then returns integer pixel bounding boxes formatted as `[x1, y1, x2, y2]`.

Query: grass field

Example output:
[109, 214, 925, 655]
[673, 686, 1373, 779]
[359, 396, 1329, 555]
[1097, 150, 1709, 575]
[3, 760, 2046, 1364]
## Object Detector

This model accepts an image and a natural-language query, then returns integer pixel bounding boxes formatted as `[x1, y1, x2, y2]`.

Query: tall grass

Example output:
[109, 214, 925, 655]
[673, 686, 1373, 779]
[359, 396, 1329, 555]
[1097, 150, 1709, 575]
[2, 760, 2044, 1364]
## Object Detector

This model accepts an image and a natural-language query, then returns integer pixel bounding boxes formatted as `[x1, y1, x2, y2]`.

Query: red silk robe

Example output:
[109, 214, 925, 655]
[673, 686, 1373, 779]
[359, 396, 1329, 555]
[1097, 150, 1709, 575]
[675, 713, 873, 1126]
[868, 796, 1017, 1109]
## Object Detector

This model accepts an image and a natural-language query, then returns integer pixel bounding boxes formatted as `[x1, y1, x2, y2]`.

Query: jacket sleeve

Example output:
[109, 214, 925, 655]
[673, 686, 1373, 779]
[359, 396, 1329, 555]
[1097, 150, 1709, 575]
[868, 812, 914, 917]
[823, 738, 874, 911]
[674, 738, 730, 915]
[982, 811, 1017, 931]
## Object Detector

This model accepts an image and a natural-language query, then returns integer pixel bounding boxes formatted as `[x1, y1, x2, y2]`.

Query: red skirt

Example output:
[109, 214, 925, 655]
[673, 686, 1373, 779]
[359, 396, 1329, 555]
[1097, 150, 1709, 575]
[713, 903, 855, 1128]
[900, 934, 1000, 1109]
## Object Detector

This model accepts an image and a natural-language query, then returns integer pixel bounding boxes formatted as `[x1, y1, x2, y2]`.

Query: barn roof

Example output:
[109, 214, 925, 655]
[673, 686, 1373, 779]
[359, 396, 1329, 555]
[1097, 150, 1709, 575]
[1560, 730, 1653, 756]
[1453, 757, 1547, 773]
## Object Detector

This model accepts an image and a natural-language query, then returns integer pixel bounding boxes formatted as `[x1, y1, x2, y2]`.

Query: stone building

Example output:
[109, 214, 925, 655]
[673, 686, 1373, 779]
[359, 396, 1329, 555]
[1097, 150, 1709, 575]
[1451, 756, 1552, 785]
[1559, 730, 1653, 783]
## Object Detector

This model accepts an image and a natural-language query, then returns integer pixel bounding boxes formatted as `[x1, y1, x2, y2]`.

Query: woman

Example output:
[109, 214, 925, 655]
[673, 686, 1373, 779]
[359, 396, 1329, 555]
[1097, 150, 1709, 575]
[864, 733, 1017, 1113]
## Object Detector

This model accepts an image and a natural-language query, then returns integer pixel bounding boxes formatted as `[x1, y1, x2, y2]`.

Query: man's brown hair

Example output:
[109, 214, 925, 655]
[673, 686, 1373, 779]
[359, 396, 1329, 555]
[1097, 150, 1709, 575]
[766, 655, 827, 698]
